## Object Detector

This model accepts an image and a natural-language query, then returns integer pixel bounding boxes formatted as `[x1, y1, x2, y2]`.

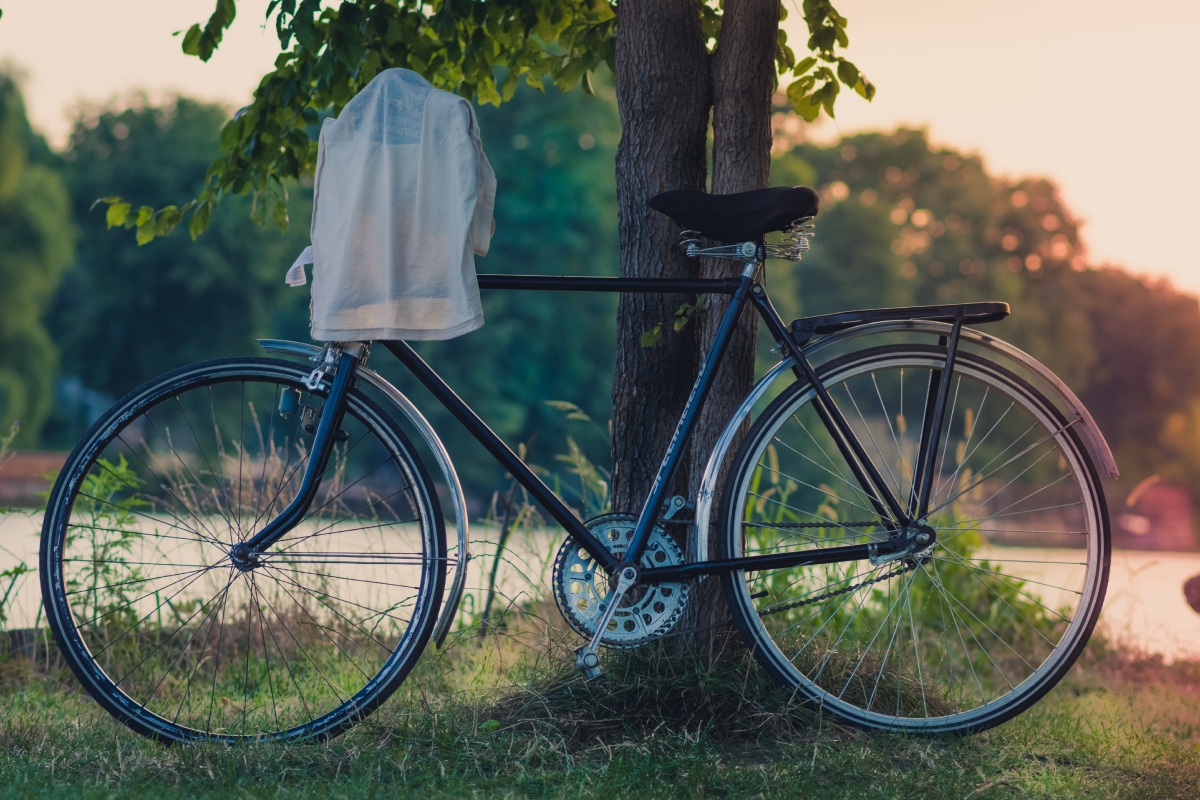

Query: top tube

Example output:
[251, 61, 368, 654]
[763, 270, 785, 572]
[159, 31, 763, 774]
[475, 274, 742, 294]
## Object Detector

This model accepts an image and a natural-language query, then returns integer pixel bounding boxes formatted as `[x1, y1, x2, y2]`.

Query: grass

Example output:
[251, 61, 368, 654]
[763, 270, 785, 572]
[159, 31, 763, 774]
[0, 626, 1197, 799]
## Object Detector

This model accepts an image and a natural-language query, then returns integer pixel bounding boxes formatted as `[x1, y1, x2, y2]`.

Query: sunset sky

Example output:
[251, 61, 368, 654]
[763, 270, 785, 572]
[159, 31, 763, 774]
[1, 0, 1196, 292]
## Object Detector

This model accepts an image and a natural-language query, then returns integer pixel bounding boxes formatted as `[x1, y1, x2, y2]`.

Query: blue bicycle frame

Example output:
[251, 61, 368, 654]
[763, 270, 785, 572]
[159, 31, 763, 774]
[242, 264, 979, 584]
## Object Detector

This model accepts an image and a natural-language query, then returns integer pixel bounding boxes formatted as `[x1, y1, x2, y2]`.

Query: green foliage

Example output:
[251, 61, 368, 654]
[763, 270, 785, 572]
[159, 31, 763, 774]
[0, 558, 32, 628]
[0, 75, 74, 443]
[0, 420, 16, 468]
[178, 0, 237, 62]
[783, 0, 876, 121]
[1056, 268, 1200, 489]
[94, 0, 869, 243]
[771, 126, 1200, 499]
[640, 300, 701, 348]
[46, 98, 311, 428]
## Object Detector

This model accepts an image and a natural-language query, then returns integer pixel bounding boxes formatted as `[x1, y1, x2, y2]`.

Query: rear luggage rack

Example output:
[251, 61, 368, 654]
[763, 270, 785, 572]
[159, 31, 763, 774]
[790, 302, 1009, 344]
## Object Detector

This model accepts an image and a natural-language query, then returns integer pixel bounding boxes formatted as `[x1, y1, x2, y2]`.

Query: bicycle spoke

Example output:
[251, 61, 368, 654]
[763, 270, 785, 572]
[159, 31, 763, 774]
[47, 363, 442, 741]
[728, 349, 1106, 731]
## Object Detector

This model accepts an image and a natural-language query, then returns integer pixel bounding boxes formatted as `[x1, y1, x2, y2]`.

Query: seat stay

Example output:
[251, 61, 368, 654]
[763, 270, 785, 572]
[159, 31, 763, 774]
[751, 287, 912, 529]
[911, 317, 966, 520]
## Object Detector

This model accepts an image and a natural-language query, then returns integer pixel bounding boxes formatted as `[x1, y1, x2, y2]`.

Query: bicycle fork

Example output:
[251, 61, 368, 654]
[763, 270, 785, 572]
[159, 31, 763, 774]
[232, 343, 363, 567]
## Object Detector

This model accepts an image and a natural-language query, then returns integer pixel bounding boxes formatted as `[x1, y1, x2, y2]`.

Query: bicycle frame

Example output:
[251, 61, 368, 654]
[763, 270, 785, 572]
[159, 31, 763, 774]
[247, 264, 967, 582]
[375, 266, 956, 583]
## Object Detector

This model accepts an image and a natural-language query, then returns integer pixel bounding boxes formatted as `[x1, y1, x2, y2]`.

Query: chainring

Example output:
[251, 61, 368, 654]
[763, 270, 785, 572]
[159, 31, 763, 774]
[552, 513, 689, 649]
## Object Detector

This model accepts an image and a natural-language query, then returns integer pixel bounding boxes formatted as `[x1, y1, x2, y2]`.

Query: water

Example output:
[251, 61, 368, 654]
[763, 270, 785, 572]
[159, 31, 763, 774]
[6, 512, 1200, 662]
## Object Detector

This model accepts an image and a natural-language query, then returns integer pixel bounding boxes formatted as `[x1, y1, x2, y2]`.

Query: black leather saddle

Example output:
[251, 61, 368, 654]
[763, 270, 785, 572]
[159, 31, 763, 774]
[648, 186, 819, 244]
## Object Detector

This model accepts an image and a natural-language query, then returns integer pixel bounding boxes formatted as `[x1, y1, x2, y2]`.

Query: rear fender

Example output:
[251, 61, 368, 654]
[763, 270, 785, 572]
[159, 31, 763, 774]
[690, 321, 1118, 570]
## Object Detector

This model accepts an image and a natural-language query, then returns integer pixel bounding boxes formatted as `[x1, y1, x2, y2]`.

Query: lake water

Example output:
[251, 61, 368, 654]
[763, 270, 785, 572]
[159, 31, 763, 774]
[6, 512, 1200, 662]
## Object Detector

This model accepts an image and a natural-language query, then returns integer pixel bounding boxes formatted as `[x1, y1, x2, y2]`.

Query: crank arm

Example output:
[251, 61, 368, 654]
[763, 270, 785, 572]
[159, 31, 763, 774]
[575, 563, 639, 680]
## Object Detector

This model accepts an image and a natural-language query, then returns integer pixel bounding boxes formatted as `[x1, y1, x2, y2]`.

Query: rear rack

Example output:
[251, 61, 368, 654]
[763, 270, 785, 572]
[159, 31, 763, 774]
[790, 302, 1010, 344]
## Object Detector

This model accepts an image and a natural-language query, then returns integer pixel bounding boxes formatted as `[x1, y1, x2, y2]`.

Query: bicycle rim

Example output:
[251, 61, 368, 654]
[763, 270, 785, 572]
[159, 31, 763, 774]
[720, 345, 1109, 733]
[40, 358, 446, 743]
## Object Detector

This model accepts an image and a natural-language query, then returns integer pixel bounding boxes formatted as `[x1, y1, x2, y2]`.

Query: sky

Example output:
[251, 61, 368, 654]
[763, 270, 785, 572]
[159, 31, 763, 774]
[1, 0, 1198, 292]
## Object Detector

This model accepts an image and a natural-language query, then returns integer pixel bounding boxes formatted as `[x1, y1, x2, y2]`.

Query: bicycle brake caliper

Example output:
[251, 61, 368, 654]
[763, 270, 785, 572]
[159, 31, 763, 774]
[303, 345, 338, 391]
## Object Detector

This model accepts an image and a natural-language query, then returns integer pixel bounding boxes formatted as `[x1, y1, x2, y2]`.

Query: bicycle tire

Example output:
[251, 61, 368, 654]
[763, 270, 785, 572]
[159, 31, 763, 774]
[40, 357, 446, 743]
[719, 344, 1109, 734]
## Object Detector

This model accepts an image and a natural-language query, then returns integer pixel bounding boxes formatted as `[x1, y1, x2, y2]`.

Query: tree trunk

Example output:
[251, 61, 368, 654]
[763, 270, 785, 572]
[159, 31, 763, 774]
[610, 0, 712, 512]
[678, 0, 781, 650]
[609, 0, 780, 655]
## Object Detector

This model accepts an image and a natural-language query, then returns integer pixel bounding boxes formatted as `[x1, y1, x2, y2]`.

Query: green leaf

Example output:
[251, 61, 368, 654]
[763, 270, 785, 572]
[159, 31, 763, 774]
[135, 223, 156, 246]
[793, 56, 817, 76]
[640, 324, 663, 348]
[135, 205, 154, 227]
[271, 196, 289, 227]
[219, 117, 243, 152]
[856, 76, 876, 101]
[105, 202, 131, 228]
[188, 202, 212, 240]
[181, 24, 203, 55]
[836, 59, 859, 87]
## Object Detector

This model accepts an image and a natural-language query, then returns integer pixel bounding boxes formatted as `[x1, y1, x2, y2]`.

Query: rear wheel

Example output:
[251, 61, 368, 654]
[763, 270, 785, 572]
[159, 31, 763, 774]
[41, 357, 446, 743]
[720, 344, 1109, 733]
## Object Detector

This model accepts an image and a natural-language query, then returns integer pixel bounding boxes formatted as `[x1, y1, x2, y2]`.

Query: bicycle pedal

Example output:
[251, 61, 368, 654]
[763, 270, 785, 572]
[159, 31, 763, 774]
[575, 646, 603, 681]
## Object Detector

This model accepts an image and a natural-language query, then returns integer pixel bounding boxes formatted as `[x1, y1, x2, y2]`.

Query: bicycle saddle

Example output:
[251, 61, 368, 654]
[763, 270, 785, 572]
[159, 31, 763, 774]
[648, 186, 819, 244]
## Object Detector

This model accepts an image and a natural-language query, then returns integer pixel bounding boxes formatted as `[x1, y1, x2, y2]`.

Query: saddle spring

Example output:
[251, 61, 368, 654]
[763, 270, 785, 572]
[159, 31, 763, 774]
[677, 216, 815, 263]
[763, 216, 816, 262]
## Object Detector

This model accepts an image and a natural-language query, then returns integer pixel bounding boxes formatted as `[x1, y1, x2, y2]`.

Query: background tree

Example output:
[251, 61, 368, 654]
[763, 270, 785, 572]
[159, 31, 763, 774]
[0, 74, 74, 444]
[45, 85, 622, 503]
[776, 126, 1200, 505]
[45, 98, 311, 445]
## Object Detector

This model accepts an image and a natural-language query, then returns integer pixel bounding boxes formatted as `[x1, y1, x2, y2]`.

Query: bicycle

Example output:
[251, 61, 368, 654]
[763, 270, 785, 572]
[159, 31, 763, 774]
[40, 185, 1116, 743]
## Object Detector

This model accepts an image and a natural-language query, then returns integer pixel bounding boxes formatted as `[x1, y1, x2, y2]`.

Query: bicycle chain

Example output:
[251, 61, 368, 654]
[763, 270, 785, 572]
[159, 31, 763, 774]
[756, 560, 917, 618]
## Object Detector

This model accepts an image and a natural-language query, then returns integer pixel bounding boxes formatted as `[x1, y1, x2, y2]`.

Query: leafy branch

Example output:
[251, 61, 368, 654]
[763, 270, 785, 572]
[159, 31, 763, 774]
[780, 0, 876, 121]
[640, 300, 702, 348]
[93, 0, 869, 245]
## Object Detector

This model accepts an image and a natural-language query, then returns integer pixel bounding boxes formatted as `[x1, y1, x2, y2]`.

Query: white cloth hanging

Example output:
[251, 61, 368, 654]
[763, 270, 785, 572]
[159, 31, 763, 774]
[299, 68, 496, 341]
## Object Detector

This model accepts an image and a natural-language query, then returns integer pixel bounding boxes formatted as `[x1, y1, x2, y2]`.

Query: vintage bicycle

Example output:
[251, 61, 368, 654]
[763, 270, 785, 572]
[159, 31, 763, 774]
[40, 186, 1116, 743]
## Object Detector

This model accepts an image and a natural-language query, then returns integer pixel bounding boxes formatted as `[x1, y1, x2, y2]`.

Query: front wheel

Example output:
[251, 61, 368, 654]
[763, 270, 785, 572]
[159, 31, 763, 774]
[720, 344, 1110, 734]
[40, 357, 446, 743]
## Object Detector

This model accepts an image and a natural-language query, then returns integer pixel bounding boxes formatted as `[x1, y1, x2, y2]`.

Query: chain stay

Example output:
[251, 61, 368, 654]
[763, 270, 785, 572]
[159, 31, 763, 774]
[757, 560, 917, 618]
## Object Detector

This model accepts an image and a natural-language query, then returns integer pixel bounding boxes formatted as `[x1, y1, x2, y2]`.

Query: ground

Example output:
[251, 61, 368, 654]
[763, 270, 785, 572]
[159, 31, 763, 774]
[0, 634, 1196, 799]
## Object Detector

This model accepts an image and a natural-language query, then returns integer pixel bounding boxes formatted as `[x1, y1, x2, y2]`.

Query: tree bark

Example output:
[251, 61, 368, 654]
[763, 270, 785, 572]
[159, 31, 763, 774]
[678, 0, 781, 649]
[610, 0, 712, 512]
[609, 0, 781, 655]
